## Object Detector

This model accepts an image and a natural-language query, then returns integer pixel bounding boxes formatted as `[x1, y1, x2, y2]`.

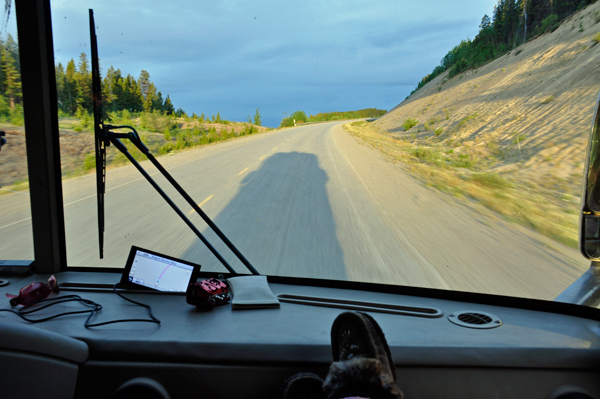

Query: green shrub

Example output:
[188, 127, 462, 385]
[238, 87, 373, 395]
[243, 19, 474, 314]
[540, 14, 558, 34]
[469, 172, 511, 189]
[402, 118, 419, 131]
[541, 96, 554, 104]
[82, 152, 95, 172]
[434, 127, 444, 136]
[9, 104, 24, 126]
[410, 147, 442, 165]
[457, 113, 477, 128]
[0, 95, 10, 121]
[450, 154, 475, 168]
[279, 110, 307, 127]
[593, 33, 600, 43]
[73, 124, 83, 132]
[512, 133, 527, 144]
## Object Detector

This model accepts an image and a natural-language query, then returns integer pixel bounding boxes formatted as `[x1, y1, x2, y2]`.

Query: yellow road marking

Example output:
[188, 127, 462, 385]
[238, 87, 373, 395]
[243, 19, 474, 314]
[259, 155, 266, 160]
[188, 194, 214, 214]
[272, 147, 277, 151]
[238, 167, 249, 175]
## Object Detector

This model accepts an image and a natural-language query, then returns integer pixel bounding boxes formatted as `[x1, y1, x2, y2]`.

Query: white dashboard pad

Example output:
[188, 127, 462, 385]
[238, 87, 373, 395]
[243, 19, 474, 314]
[127, 249, 194, 292]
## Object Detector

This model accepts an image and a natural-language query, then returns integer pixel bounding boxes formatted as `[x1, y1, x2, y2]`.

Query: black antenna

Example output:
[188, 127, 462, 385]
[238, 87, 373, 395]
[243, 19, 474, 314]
[90, 10, 106, 259]
[87, 10, 259, 275]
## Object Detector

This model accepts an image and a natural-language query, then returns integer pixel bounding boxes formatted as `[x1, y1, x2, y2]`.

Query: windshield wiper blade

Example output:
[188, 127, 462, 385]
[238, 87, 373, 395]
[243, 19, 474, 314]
[90, 10, 105, 260]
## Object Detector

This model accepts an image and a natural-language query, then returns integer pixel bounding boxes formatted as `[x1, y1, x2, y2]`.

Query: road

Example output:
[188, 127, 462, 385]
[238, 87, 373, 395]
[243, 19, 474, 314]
[0, 121, 590, 300]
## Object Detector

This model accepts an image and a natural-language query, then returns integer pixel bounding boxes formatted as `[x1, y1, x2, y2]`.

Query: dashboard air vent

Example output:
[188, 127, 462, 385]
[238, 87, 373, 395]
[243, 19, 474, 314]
[448, 310, 502, 329]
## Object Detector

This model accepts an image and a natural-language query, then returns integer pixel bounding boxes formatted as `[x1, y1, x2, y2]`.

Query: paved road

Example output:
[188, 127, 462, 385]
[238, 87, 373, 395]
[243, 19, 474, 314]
[0, 122, 590, 299]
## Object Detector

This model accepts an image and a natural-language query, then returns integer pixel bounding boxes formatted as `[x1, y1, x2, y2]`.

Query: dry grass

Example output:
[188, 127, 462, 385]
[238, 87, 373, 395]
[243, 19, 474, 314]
[0, 117, 269, 194]
[345, 121, 579, 248]
[355, 4, 600, 248]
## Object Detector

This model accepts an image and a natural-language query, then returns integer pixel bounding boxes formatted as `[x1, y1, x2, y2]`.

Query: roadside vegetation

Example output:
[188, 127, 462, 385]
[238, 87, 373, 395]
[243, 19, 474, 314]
[351, 0, 600, 248]
[279, 108, 386, 127]
[0, 35, 267, 193]
[344, 121, 579, 247]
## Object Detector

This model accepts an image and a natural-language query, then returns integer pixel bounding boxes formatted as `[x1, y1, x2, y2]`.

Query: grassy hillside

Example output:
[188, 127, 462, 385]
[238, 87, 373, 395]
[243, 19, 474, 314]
[0, 114, 268, 194]
[346, 2, 600, 247]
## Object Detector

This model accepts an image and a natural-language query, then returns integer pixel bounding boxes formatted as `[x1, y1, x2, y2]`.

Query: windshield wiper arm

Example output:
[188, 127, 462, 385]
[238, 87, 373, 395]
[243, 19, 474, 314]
[105, 125, 259, 276]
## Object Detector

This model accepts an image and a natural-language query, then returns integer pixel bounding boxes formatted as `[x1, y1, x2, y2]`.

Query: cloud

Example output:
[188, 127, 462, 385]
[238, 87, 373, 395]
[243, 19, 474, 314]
[46, 0, 498, 123]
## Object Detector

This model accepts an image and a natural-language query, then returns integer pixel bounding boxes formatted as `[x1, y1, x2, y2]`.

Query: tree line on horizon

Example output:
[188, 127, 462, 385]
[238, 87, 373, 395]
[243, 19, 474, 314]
[410, 0, 598, 97]
[0, 34, 185, 124]
[56, 53, 182, 118]
[0, 35, 264, 127]
[279, 108, 387, 127]
[309, 108, 387, 122]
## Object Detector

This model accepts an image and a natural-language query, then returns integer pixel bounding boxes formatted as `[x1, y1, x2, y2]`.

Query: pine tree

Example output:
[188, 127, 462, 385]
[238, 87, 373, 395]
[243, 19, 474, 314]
[154, 91, 165, 111]
[143, 82, 157, 112]
[2, 45, 21, 109]
[253, 107, 261, 126]
[163, 95, 174, 115]
[64, 59, 78, 114]
[102, 66, 119, 113]
[4, 34, 19, 76]
[76, 53, 92, 113]
[55, 62, 67, 113]
[138, 70, 151, 100]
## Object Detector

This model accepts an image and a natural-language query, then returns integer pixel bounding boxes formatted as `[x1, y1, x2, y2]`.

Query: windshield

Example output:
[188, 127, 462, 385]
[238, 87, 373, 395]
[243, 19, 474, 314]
[1, 0, 599, 304]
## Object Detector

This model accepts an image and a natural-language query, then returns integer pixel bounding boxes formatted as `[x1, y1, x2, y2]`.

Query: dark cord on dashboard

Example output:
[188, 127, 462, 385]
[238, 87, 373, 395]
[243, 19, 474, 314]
[0, 284, 161, 327]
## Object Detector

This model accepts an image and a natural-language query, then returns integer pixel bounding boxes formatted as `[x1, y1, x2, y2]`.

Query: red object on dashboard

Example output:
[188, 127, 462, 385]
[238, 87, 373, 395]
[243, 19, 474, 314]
[186, 278, 230, 309]
[5, 275, 59, 307]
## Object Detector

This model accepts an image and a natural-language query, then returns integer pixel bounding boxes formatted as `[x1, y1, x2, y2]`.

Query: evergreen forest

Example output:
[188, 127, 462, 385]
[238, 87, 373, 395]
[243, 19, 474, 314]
[0, 34, 251, 127]
[410, 0, 598, 97]
[0, 34, 23, 125]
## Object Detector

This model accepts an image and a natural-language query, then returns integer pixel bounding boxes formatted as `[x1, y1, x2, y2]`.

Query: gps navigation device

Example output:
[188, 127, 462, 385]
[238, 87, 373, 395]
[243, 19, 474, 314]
[119, 246, 201, 292]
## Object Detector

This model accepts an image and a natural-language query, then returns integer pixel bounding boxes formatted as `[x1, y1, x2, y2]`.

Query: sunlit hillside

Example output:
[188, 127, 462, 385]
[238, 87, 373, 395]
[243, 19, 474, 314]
[347, 2, 600, 247]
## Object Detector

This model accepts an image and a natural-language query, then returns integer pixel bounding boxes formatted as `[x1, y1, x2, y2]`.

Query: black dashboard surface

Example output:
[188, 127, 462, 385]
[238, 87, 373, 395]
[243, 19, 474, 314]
[0, 271, 598, 367]
[1, 271, 600, 398]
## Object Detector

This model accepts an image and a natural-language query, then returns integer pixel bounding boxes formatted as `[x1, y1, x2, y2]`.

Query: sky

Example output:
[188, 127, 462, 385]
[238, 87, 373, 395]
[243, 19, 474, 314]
[7, 0, 498, 127]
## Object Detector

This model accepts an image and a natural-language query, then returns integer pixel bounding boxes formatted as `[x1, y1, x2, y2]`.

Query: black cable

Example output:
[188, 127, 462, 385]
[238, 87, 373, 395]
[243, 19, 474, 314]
[0, 284, 160, 327]
[84, 284, 160, 327]
[0, 295, 100, 323]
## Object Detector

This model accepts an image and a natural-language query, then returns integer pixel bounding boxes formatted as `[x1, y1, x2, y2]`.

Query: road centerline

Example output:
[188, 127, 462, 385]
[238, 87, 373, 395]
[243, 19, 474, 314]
[189, 194, 214, 215]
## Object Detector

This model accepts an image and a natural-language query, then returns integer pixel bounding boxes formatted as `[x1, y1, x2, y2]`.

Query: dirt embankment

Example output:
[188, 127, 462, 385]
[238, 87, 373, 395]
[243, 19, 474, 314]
[348, 3, 600, 247]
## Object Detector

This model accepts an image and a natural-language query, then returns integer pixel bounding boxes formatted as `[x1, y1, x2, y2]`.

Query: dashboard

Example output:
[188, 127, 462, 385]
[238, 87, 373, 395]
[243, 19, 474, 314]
[1, 271, 599, 398]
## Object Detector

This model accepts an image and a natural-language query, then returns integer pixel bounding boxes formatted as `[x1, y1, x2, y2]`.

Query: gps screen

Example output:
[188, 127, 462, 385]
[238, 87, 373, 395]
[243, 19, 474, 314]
[127, 249, 195, 292]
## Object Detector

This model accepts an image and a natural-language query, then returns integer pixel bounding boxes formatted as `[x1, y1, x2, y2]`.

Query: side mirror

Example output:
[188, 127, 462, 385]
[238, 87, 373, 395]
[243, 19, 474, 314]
[580, 92, 600, 259]
[0, 131, 5, 152]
